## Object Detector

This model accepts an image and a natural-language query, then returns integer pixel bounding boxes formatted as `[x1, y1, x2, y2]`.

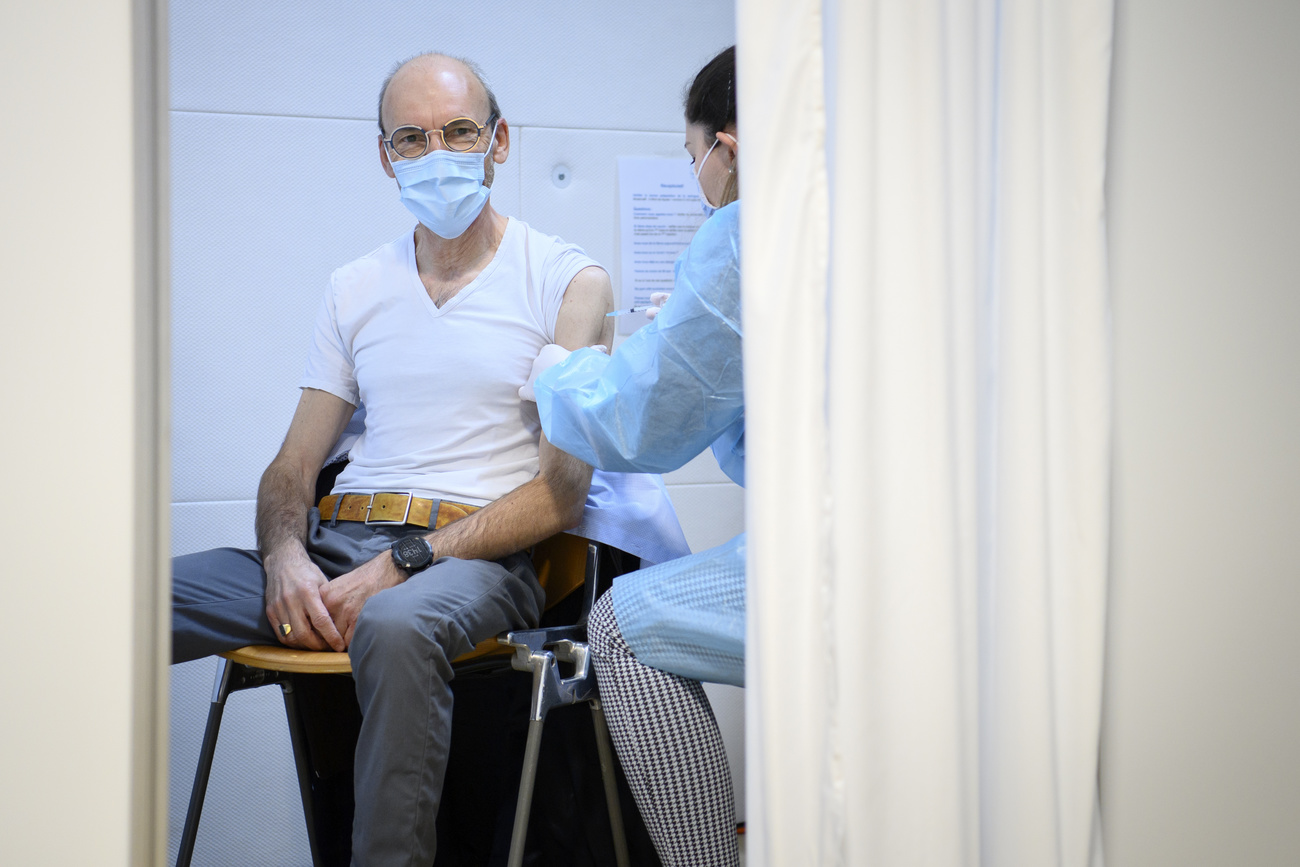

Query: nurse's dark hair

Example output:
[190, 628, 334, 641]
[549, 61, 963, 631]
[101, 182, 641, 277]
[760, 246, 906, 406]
[685, 45, 736, 137]
[376, 52, 502, 134]
[685, 45, 738, 205]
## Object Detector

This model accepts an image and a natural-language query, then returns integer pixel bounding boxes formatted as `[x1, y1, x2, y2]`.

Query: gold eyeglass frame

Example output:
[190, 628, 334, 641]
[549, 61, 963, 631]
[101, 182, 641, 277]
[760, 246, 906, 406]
[382, 116, 496, 159]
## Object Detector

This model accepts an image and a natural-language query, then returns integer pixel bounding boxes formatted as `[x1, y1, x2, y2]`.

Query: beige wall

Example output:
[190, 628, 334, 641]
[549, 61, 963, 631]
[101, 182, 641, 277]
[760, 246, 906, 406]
[0, 1, 167, 865]
[1104, 1, 1300, 864]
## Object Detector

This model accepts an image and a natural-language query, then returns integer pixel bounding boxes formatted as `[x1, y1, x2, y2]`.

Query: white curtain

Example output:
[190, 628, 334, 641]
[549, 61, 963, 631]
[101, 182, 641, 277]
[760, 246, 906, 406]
[739, 1, 1113, 865]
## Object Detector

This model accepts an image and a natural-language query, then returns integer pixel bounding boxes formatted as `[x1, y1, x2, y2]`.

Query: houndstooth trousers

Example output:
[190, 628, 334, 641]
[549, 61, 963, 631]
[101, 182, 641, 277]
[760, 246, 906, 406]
[588, 592, 740, 867]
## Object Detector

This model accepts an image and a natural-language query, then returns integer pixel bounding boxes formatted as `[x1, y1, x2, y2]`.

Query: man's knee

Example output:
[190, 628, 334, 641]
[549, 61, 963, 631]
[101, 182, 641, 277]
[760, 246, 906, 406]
[353, 579, 480, 676]
[353, 586, 432, 654]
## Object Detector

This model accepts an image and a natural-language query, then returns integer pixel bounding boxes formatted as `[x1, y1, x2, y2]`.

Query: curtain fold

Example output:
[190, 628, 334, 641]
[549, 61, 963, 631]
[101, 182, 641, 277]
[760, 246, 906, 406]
[738, 0, 834, 859]
[739, 1, 1113, 865]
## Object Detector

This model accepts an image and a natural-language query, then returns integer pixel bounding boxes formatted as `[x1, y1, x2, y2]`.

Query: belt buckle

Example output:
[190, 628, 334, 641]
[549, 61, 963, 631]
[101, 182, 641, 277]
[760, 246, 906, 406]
[365, 492, 414, 526]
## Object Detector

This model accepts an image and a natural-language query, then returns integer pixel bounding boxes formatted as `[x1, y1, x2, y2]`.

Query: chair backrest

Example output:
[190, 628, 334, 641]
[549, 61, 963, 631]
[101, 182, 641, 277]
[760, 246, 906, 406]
[531, 533, 592, 610]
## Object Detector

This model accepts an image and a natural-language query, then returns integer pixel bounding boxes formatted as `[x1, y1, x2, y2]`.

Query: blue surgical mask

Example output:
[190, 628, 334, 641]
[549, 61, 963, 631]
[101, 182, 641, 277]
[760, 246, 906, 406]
[390, 122, 499, 239]
[693, 139, 721, 218]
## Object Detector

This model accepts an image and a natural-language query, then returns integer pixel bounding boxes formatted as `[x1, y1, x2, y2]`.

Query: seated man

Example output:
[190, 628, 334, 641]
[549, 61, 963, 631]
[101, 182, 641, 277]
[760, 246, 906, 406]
[172, 52, 616, 865]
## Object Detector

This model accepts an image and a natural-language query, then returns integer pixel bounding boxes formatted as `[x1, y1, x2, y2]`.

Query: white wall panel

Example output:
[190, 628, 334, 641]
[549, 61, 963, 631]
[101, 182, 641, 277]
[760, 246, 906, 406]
[663, 448, 736, 486]
[171, 111, 426, 502]
[172, 501, 257, 556]
[664, 482, 745, 554]
[518, 127, 689, 289]
[170, 0, 734, 132]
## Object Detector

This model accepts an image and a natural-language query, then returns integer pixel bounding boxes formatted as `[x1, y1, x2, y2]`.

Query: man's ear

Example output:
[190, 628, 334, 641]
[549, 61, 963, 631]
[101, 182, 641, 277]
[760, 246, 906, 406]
[379, 135, 396, 179]
[490, 119, 511, 165]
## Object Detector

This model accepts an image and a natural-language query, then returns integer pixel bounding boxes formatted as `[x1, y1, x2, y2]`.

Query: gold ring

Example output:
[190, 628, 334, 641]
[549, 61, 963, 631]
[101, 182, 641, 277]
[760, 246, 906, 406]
[280, 623, 292, 637]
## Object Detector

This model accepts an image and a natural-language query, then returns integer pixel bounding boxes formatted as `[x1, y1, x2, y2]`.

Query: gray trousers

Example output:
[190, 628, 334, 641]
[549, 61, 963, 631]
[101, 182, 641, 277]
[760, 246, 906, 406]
[172, 508, 544, 867]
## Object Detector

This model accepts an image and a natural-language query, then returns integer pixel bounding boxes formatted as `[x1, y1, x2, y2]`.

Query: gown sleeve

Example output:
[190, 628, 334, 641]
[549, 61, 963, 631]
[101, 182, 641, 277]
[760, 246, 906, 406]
[535, 202, 744, 483]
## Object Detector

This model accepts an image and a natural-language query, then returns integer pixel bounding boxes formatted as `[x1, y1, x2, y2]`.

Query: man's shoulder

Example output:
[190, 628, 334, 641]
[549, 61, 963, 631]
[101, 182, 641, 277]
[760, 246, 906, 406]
[330, 232, 413, 290]
[508, 217, 595, 270]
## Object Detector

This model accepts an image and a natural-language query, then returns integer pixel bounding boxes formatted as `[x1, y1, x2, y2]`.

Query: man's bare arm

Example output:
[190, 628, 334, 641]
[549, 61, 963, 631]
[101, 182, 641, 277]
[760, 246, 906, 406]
[257, 387, 356, 651]
[416, 266, 613, 556]
[557, 265, 615, 349]
[320, 266, 613, 643]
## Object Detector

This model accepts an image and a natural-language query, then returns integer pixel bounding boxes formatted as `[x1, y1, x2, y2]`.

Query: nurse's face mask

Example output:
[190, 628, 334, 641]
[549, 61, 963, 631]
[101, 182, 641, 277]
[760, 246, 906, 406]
[385, 117, 500, 239]
[692, 138, 722, 218]
[692, 129, 736, 219]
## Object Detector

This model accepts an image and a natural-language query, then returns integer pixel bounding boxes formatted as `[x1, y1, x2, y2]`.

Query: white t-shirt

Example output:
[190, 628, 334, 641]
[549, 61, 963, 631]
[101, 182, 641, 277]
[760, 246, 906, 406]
[301, 219, 600, 506]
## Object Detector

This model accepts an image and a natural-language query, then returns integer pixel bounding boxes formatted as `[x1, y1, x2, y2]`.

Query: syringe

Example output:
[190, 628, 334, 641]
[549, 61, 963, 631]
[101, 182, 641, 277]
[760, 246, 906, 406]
[605, 306, 653, 317]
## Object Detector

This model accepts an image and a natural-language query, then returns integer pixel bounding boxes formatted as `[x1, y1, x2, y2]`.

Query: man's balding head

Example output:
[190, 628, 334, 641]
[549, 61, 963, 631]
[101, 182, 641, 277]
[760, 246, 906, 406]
[377, 53, 502, 135]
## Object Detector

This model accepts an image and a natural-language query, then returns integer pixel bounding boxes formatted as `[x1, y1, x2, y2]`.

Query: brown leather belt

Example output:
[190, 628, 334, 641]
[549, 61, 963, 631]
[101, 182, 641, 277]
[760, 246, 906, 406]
[318, 492, 480, 530]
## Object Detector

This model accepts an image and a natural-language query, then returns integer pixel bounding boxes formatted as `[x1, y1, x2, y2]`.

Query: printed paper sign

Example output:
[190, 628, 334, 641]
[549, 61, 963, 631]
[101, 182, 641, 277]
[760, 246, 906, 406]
[617, 156, 706, 333]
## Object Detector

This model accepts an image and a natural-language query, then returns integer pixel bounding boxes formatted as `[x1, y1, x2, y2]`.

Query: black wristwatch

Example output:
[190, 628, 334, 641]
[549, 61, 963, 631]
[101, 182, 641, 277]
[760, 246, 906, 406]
[390, 535, 434, 572]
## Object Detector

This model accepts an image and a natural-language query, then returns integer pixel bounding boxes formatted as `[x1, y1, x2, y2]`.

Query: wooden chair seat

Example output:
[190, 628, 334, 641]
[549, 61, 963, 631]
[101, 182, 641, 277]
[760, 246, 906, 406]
[219, 532, 592, 676]
[221, 635, 511, 675]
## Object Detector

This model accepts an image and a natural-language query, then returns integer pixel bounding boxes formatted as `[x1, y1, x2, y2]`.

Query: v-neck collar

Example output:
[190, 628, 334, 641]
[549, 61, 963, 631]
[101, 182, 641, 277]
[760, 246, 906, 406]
[407, 218, 514, 319]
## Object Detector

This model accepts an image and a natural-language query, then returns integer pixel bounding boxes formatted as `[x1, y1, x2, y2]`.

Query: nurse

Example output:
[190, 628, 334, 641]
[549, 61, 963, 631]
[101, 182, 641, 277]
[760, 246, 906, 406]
[525, 46, 743, 867]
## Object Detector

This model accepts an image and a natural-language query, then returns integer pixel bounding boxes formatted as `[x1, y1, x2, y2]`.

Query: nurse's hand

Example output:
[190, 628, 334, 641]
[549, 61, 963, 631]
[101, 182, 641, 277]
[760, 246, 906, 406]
[520, 343, 609, 402]
[645, 291, 672, 320]
[519, 344, 570, 402]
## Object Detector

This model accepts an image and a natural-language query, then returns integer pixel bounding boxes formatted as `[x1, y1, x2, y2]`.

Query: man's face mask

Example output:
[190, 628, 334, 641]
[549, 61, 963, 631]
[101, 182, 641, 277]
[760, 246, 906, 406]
[390, 121, 499, 239]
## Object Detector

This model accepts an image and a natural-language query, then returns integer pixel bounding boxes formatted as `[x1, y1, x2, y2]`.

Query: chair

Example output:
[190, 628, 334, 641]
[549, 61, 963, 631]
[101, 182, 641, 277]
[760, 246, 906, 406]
[175, 533, 634, 867]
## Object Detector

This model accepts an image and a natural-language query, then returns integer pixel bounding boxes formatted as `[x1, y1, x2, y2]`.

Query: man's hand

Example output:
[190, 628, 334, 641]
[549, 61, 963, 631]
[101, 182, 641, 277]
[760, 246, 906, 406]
[254, 387, 355, 651]
[264, 545, 346, 652]
[320, 552, 407, 647]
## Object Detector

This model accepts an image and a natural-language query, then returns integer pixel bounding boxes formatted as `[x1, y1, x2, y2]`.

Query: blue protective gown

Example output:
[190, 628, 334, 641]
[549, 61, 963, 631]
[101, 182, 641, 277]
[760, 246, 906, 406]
[536, 201, 745, 685]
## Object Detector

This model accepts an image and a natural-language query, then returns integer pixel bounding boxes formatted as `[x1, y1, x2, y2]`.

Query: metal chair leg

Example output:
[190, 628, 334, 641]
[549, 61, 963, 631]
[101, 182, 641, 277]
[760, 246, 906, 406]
[590, 698, 632, 867]
[177, 658, 296, 867]
[501, 629, 634, 867]
[505, 716, 548, 867]
[175, 658, 235, 867]
[280, 678, 328, 867]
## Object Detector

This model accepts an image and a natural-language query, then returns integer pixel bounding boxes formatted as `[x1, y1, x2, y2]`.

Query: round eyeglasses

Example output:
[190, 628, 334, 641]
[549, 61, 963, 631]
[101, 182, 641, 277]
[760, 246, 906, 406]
[383, 117, 496, 159]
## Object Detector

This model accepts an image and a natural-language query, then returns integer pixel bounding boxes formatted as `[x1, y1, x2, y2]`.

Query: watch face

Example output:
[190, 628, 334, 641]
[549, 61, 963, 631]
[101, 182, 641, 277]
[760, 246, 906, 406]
[392, 535, 432, 570]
